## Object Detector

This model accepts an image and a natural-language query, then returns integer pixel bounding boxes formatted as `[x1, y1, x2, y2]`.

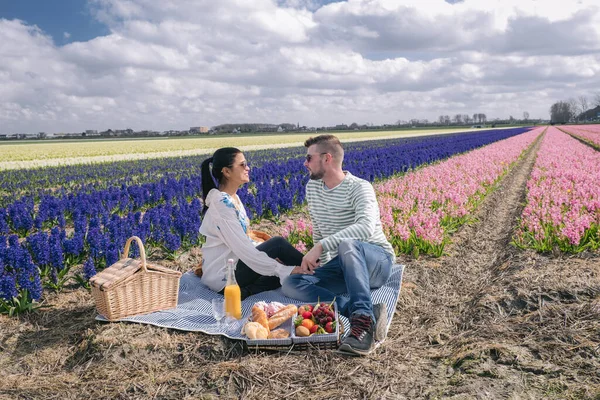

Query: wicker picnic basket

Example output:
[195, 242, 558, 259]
[90, 236, 182, 321]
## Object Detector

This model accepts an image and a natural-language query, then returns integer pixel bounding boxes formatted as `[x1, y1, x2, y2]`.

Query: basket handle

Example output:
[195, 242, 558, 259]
[122, 236, 147, 273]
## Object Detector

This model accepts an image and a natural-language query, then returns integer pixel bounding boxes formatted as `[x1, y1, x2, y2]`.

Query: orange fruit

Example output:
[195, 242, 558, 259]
[301, 319, 314, 330]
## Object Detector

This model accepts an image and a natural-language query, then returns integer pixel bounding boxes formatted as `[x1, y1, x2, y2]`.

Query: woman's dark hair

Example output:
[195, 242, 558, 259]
[200, 147, 241, 215]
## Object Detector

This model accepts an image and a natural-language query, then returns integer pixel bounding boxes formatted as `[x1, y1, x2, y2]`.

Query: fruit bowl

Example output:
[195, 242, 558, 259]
[291, 300, 340, 348]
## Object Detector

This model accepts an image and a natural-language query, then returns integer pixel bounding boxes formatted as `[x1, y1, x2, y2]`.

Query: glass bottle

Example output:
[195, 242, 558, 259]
[223, 258, 242, 319]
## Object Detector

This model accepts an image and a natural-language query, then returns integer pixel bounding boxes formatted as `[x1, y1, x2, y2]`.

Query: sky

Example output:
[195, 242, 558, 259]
[1, 0, 600, 134]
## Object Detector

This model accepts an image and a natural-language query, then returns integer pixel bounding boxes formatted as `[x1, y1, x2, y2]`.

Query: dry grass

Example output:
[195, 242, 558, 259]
[1, 133, 600, 399]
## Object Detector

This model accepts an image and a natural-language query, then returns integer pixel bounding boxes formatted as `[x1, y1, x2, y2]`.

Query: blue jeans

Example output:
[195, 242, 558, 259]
[282, 240, 394, 319]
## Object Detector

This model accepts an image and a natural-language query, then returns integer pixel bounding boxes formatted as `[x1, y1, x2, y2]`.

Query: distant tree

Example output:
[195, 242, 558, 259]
[443, 115, 451, 125]
[349, 122, 359, 130]
[453, 114, 463, 124]
[523, 111, 530, 121]
[463, 114, 471, 124]
[568, 98, 580, 121]
[550, 101, 575, 123]
[578, 96, 589, 115]
[472, 113, 478, 123]
[593, 93, 600, 107]
[37, 132, 47, 139]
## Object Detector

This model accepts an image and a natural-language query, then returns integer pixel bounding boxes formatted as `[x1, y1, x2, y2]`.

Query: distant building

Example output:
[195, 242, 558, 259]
[190, 126, 209, 134]
[60, 132, 84, 138]
[578, 105, 600, 121]
[114, 129, 134, 136]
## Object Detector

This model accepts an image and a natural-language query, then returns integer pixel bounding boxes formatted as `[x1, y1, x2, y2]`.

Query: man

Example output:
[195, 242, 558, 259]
[282, 134, 395, 356]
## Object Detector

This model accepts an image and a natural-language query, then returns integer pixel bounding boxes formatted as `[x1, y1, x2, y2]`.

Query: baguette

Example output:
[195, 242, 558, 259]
[268, 304, 298, 330]
[252, 305, 270, 332]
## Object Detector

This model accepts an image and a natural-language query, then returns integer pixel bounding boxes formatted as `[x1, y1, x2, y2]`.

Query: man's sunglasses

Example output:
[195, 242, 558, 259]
[305, 152, 328, 162]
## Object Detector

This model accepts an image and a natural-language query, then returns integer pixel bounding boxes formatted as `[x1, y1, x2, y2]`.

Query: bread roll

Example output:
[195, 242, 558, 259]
[252, 305, 270, 331]
[248, 230, 272, 243]
[268, 304, 298, 330]
[244, 322, 269, 340]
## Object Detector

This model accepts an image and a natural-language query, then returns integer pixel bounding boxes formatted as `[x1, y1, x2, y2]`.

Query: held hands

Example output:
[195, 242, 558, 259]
[290, 266, 313, 275]
[301, 242, 323, 273]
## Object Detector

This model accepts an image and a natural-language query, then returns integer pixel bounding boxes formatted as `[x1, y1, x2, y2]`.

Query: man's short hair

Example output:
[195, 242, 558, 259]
[304, 134, 344, 165]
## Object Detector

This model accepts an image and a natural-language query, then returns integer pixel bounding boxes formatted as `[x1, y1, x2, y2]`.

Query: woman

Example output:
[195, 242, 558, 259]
[198, 147, 308, 299]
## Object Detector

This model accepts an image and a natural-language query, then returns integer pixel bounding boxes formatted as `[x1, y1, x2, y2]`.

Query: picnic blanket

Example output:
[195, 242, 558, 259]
[96, 264, 405, 340]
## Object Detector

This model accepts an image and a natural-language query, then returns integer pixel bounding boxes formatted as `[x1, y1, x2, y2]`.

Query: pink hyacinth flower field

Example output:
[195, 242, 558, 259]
[514, 126, 600, 253]
[374, 127, 544, 257]
[561, 124, 600, 149]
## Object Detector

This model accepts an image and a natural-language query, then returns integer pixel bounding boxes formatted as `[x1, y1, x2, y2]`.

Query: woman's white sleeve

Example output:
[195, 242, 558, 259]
[212, 201, 295, 281]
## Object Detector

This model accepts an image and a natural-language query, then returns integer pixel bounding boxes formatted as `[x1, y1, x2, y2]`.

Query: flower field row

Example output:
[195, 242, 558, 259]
[0, 128, 532, 312]
[0, 128, 531, 231]
[561, 124, 600, 150]
[0, 128, 530, 206]
[514, 127, 600, 252]
[373, 127, 544, 257]
[0, 128, 484, 164]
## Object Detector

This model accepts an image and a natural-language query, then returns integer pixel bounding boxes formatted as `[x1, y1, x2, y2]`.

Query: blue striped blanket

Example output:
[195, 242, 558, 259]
[96, 264, 404, 341]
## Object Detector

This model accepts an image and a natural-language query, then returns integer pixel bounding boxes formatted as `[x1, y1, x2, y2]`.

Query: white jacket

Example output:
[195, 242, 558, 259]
[198, 189, 295, 292]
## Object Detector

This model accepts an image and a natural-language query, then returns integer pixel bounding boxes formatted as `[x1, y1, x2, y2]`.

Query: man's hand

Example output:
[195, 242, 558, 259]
[301, 242, 323, 273]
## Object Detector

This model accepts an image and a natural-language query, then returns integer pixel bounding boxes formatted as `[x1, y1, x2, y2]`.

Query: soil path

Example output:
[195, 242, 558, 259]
[390, 131, 547, 397]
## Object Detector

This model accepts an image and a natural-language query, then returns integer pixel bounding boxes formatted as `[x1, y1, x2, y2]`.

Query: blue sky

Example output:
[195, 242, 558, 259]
[0, 0, 460, 48]
[0, 0, 109, 43]
[1, 0, 599, 134]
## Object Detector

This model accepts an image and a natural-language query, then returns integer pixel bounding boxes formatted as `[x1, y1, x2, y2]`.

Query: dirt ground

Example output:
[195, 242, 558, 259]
[1, 134, 599, 399]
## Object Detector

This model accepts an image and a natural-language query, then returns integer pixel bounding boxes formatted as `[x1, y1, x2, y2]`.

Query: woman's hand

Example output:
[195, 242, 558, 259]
[290, 266, 313, 275]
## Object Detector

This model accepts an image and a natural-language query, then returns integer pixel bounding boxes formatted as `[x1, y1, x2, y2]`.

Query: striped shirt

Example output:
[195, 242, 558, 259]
[306, 171, 395, 264]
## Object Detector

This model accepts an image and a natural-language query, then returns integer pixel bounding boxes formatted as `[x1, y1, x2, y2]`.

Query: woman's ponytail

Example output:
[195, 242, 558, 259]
[200, 156, 216, 216]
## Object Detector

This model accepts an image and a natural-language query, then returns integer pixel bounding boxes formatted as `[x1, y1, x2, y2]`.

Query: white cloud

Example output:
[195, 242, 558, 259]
[1, 0, 600, 134]
[63, 31, 71, 39]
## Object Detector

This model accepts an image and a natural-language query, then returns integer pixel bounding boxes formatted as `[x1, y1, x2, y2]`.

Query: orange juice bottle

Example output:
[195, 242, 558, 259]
[224, 259, 242, 319]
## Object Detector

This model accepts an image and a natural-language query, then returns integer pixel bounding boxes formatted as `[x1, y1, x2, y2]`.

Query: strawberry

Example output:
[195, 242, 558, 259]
[309, 324, 319, 334]
[302, 311, 313, 320]
[325, 321, 335, 333]
[298, 304, 313, 314]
